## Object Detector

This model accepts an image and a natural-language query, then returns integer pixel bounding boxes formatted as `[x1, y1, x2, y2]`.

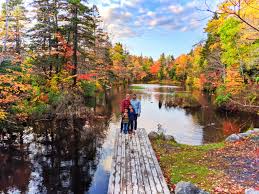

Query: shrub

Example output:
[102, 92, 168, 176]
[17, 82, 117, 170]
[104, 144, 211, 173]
[215, 94, 231, 105]
[0, 109, 7, 120]
[215, 85, 231, 105]
[80, 81, 96, 97]
[48, 91, 62, 104]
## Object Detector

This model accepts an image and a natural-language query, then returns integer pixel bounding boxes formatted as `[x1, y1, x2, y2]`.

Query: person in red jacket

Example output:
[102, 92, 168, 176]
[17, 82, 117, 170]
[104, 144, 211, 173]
[120, 94, 131, 132]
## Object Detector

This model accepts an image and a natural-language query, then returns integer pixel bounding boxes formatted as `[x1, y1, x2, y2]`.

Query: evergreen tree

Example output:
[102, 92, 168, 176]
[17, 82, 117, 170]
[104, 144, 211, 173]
[29, 0, 60, 76]
[1, 0, 27, 53]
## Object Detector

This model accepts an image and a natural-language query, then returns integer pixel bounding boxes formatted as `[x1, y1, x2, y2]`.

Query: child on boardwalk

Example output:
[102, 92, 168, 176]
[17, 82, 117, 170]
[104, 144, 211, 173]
[128, 105, 136, 134]
[121, 108, 129, 134]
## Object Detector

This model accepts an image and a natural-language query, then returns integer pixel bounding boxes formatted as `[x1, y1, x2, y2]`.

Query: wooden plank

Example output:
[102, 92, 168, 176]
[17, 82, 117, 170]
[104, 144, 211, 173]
[108, 128, 119, 194]
[114, 131, 122, 194]
[139, 128, 163, 193]
[141, 128, 171, 194]
[108, 128, 171, 194]
[132, 132, 145, 194]
[135, 130, 152, 194]
[126, 134, 133, 194]
[137, 129, 158, 194]
[129, 134, 139, 194]
[121, 132, 127, 194]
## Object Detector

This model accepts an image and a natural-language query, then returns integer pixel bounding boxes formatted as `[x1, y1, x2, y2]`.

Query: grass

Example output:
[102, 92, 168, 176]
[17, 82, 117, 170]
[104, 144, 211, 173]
[168, 92, 201, 108]
[147, 80, 181, 85]
[129, 85, 145, 90]
[152, 139, 225, 192]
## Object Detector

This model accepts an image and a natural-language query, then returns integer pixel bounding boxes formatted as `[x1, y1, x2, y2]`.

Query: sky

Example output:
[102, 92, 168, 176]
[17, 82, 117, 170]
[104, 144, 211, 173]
[16, 0, 219, 59]
[90, 0, 220, 59]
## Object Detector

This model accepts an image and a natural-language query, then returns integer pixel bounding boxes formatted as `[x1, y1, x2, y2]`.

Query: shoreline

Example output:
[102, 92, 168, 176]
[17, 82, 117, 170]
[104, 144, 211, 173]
[150, 130, 259, 193]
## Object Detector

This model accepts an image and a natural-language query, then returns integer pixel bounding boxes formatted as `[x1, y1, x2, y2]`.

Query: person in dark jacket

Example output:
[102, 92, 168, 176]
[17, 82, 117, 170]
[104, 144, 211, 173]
[121, 108, 129, 134]
[120, 94, 131, 132]
[128, 105, 136, 133]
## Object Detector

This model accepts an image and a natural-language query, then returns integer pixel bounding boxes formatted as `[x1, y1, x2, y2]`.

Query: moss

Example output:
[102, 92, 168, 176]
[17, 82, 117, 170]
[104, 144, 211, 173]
[152, 139, 225, 192]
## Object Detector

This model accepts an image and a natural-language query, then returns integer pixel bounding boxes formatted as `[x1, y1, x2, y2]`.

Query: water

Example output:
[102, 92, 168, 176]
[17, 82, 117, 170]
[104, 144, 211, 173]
[1, 84, 258, 193]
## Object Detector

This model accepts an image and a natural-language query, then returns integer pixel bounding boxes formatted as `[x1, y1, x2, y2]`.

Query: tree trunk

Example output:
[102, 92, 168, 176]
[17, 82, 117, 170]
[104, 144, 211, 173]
[3, 0, 9, 52]
[15, 17, 21, 54]
[72, 6, 78, 86]
[54, 0, 59, 73]
[47, 0, 52, 77]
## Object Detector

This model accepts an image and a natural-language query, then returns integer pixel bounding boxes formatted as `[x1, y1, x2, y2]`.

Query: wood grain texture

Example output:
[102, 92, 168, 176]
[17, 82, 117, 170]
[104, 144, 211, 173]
[108, 128, 170, 194]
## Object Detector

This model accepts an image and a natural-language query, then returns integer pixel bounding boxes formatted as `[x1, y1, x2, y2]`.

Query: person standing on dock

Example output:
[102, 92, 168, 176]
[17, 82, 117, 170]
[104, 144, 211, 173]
[130, 94, 141, 130]
[121, 108, 129, 134]
[120, 94, 131, 132]
[128, 105, 136, 133]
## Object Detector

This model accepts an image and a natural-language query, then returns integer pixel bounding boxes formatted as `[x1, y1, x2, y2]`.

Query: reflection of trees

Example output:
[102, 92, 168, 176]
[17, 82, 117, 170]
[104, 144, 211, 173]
[186, 92, 259, 143]
[2, 85, 258, 193]
[0, 91, 113, 193]
[31, 114, 110, 193]
[222, 120, 241, 136]
[0, 145, 31, 193]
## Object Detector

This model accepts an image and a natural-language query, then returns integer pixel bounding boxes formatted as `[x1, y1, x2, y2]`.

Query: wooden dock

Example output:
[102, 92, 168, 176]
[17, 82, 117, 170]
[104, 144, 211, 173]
[108, 128, 171, 194]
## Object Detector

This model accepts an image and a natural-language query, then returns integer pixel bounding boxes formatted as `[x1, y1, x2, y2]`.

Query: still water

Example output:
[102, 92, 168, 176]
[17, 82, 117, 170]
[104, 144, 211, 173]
[1, 84, 258, 193]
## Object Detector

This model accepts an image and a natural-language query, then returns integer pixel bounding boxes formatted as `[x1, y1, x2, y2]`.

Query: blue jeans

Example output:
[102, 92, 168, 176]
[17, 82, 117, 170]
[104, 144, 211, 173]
[123, 123, 128, 134]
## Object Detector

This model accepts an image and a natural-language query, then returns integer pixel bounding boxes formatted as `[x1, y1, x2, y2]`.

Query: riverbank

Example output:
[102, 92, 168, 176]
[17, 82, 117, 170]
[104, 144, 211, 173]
[145, 81, 259, 115]
[218, 100, 259, 116]
[151, 132, 259, 193]
[147, 80, 182, 85]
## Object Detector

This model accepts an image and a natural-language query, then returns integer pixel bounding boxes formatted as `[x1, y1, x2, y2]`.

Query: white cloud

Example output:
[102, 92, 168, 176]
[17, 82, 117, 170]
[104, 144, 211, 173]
[169, 5, 184, 14]
[147, 11, 156, 17]
[90, 0, 216, 39]
[138, 7, 146, 14]
[149, 19, 158, 27]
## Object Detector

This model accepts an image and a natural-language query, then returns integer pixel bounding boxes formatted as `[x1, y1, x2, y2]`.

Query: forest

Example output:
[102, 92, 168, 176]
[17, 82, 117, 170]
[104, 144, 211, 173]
[0, 0, 258, 123]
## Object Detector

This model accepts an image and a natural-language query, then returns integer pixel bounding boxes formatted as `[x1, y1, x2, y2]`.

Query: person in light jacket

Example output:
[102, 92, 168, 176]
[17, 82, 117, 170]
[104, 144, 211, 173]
[130, 94, 141, 130]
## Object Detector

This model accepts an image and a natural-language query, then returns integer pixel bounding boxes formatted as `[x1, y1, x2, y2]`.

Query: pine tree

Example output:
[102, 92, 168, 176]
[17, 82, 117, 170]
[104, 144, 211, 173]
[1, 0, 27, 53]
[91, 5, 113, 87]
[59, 0, 95, 85]
[29, 0, 60, 77]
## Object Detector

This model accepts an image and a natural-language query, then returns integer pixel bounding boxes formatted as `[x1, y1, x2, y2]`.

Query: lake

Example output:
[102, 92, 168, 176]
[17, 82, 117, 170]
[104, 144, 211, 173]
[1, 84, 258, 193]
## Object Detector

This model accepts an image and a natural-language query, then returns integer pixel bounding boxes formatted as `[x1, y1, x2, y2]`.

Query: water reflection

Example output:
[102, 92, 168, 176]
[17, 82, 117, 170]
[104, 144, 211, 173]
[0, 145, 31, 193]
[0, 84, 258, 193]
[130, 84, 258, 144]
[1, 111, 112, 193]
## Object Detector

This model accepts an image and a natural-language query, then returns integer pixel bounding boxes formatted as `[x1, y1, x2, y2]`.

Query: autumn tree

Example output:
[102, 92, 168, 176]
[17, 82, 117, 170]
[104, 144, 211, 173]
[89, 5, 113, 88]
[174, 54, 190, 81]
[110, 43, 130, 83]
[203, 0, 259, 32]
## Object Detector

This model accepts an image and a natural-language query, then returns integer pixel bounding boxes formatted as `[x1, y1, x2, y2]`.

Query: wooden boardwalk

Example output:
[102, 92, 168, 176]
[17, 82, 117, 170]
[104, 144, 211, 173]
[108, 128, 170, 194]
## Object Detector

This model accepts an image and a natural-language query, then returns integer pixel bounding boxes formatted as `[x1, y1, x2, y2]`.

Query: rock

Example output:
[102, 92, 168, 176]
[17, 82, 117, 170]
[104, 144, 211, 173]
[245, 188, 259, 194]
[225, 134, 242, 142]
[238, 133, 249, 138]
[245, 128, 259, 135]
[175, 181, 209, 194]
[148, 131, 159, 140]
[157, 124, 166, 135]
[245, 130, 255, 135]
[250, 136, 259, 142]
[164, 135, 176, 142]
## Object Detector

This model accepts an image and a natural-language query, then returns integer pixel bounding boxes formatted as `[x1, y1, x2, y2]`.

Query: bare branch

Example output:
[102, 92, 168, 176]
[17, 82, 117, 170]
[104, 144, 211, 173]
[199, 0, 259, 32]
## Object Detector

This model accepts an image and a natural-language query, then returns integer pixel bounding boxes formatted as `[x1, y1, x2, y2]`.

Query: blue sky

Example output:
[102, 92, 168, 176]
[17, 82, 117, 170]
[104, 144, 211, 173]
[90, 0, 219, 59]
[18, 0, 219, 59]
